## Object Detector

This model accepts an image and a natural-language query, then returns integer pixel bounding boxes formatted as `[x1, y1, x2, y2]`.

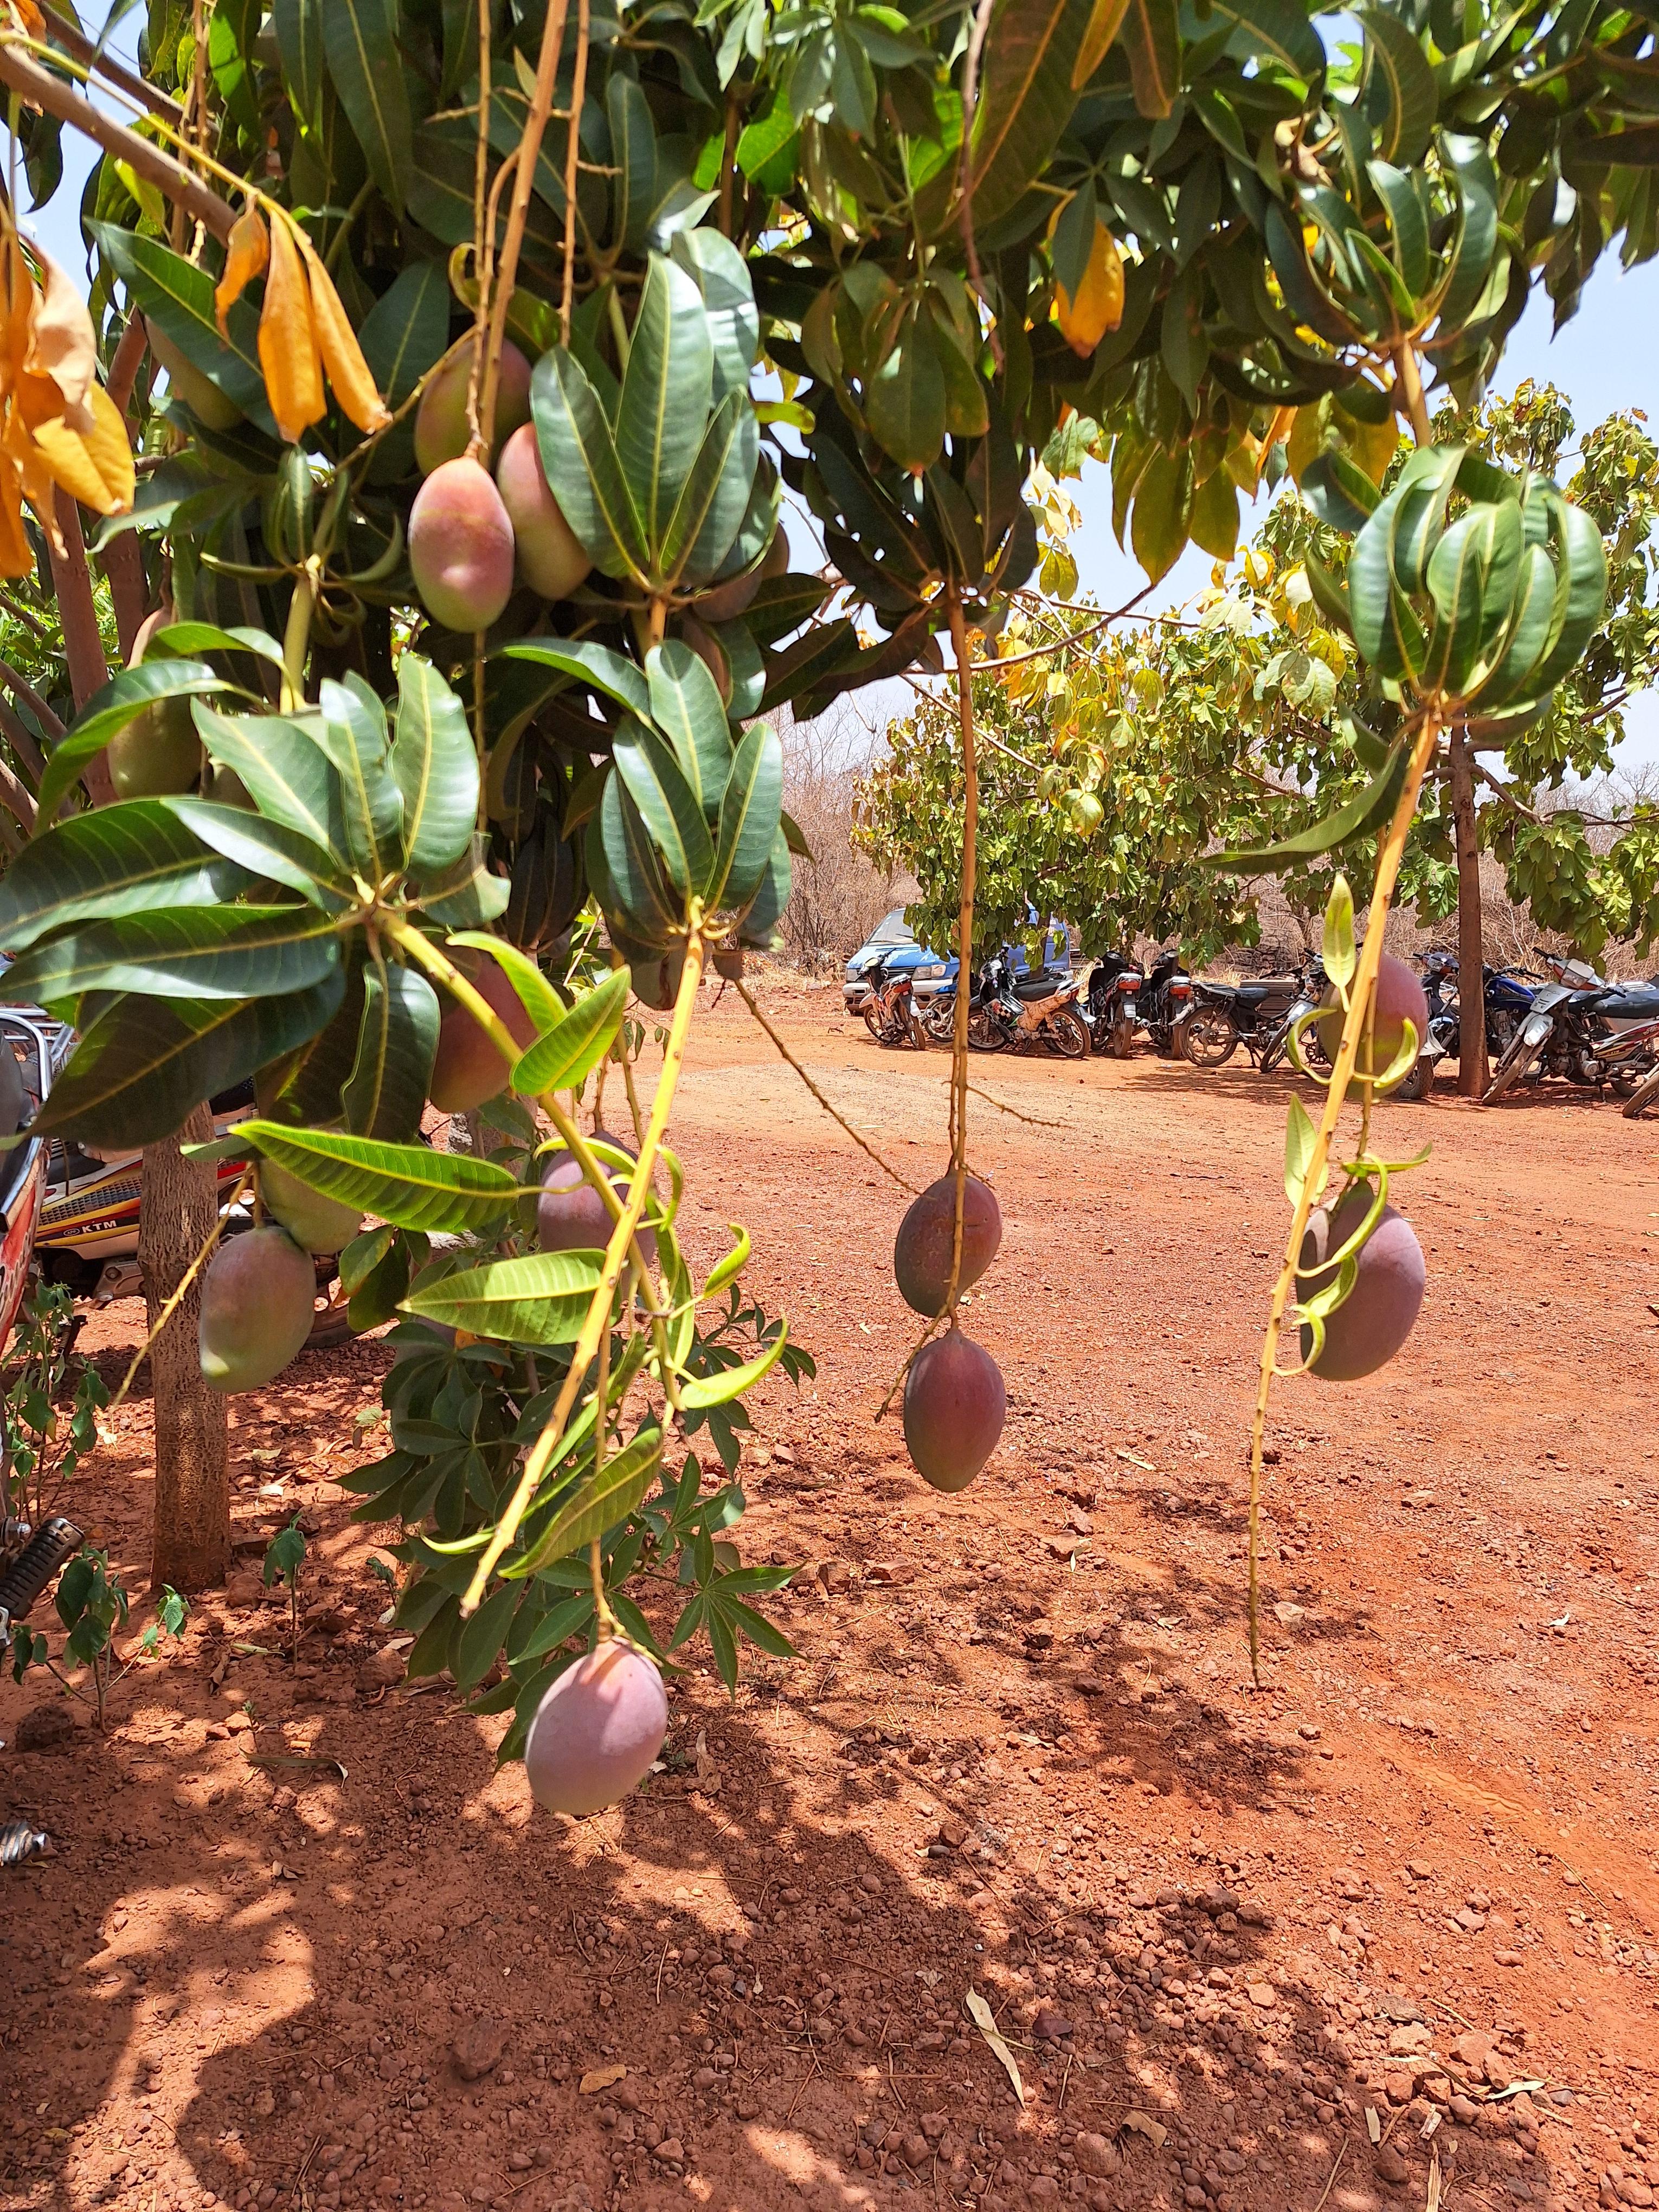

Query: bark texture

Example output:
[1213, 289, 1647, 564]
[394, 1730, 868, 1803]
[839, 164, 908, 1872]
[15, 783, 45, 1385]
[142, 1103, 229, 1591]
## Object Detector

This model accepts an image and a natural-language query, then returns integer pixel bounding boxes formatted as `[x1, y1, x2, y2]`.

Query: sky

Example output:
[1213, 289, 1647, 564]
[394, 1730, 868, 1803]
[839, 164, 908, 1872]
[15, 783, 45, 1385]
[23, 79, 1659, 768]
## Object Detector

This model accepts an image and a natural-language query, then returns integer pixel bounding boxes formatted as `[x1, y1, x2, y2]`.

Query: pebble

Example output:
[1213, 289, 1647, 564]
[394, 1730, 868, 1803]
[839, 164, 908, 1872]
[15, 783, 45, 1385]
[1376, 2146, 1409, 2186]
[1075, 2134, 1122, 2179]
[451, 2020, 507, 2082]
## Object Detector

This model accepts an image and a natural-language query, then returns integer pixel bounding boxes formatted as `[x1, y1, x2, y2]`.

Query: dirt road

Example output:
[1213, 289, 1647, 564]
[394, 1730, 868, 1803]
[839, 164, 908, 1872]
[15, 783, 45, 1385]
[3, 972, 1656, 2212]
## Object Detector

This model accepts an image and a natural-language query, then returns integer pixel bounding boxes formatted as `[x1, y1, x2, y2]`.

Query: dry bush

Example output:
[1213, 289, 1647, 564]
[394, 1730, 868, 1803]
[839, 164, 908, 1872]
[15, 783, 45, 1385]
[775, 700, 912, 972]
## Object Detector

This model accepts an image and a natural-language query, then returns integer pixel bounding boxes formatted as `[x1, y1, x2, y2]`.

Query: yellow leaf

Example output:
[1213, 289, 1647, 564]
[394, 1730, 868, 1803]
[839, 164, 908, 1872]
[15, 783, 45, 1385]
[25, 247, 99, 432]
[0, 456, 31, 580]
[31, 384, 135, 516]
[963, 1989, 1025, 2107]
[216, 207, 270, 339]
[1287, 395, 1330, 485]
[258, 215, 323, 445]
[291, 228, 390, 435]
[1054, 221, 1123, 357]
[1072, 0, 1131, 85]
[1257, 404, 1297, 488]
[1347, 406, 1401, 485]
[12, 0, 44, 33]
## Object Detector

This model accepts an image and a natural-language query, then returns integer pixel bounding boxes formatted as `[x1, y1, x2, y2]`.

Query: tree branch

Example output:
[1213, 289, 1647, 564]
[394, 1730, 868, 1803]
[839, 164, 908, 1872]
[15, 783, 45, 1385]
[41, 7, 185, 127]
[0, 42, 233, 243]
[0, 659, 64, 741]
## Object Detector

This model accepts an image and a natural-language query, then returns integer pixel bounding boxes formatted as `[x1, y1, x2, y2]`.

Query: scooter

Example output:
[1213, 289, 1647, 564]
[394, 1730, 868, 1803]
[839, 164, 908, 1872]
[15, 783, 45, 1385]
[967, 953, 1090, 1057]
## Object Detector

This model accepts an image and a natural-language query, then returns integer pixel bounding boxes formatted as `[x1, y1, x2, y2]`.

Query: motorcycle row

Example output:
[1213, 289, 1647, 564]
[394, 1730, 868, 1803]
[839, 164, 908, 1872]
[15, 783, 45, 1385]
[848, 942, 1659, 1112]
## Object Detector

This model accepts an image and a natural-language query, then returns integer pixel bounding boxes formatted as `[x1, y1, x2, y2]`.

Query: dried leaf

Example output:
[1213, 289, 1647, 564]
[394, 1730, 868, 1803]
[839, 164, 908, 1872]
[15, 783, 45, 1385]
[25, 247, 98, 430]
[964, 1989, 1025, 2107]
[1123, 2110, 1168, 2149]
[29, 384, 134, 515]
[0, 461, 30, 579]
[216, 207, 270, 338]
[12, 0, 43, 33]
[1055, 220, 1124, 356]
[258, 215, 323, 445]
[293, 227, 391, 434]
[578, 2063, 627, 2095]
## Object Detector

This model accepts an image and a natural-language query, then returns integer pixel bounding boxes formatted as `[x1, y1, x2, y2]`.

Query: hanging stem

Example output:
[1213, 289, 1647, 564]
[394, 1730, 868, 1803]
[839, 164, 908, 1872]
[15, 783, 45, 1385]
[1244, 708, 1442, 1682]
[460, 915, 707, 1611]
[465, 0, 493, 453]
[588, 1319, 616, 1636]
[478, 0, 571, 463]
[942, 583, 980, 1320]
[559, 0, 590, 345]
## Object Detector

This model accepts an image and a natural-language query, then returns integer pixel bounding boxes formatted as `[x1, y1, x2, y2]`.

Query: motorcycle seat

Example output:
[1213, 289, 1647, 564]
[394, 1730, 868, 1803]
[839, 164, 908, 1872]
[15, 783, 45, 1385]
[1013, 973, 1064, 1001]
[1589, 983, 1659, 1019]
[1205, 979, 1294, 1004]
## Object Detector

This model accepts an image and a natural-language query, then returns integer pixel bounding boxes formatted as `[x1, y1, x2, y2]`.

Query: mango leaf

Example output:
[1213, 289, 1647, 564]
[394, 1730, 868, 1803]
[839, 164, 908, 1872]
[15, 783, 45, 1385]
[679, 1321, 789, 1407]
[29, 979, 345, 1149]
[506, 1424, 665, 1578]
[393, 654, 477, 876]
[865, 312, 946, 477]
[318, 677, 403, 879]
[1322, 872, 1356, 988]
[494, 637, 652, 721]
[89, 222, 274, 434]
[1118, 0, 1180, 117]
[511, 967, 630, 1097]
[163, 798, 353, 908]
[1424, 499, 1523, 699]
[340, 959, 440, 1140]
[670, 228, 761, 400]
[420, 835, 513, 927]
[965, 0, 1094, 229]
[3, 904, 343, 1004]
[227, 1120, 519, 1232]
[401, 1250, 603, 1346]
[194, 703, 345, 853]
[660, 390, 761, 586]
[1073, 0, 1131, 85]
[1207, 0, 1323, 80]
[615, 254, 715, 555]
[358, 261, 450, 406]
[0, 801, 250, 950]
[1209, 742, 1405, 871]
[597, 774, 683, 945]
[702, 1224, 751, 1298]
[1520, 497, 1607, 697]
[36, 663, 223, 822]
[452, 1583, 518, 1691]
[446, 932, 564, 1038]
[613, 719, 714, 896]
[321, 0, 411, 206]
[273, 0, 324, 130]
[530, 350, 650, 584]
[646, 641, 735, 812]
[708, 720, 783, 911]
[149, 621, 286, 669]
[1361, 5, 1437, 166]
[1283, 1094, 1320, 1204]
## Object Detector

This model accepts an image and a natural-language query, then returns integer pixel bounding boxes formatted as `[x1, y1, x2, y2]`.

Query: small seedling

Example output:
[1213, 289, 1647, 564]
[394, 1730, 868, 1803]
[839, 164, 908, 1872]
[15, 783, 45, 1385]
[263, 1518, 308, 1662]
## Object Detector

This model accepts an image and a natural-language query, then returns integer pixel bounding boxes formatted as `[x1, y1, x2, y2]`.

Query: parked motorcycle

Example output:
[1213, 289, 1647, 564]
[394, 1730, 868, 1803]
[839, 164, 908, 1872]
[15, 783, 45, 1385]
[1392, 952, 1540, 1099]
[861, 957, 926, 1049]
[964, 952, 1090, 1057]
[1181, 962, 1316, 1070]
[1083, 949, 1194, 1058]
[1483, 952, 1659, 1103]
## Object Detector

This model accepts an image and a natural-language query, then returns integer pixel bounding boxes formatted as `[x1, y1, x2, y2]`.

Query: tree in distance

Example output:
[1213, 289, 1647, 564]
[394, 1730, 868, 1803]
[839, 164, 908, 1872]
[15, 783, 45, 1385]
[523, 1641, 669, 1815]
[903, 1327, 1006, 1491]
[198, 1226, 317, 1392]
[893, 1174, 1002, 1317]
[1299, 1186, 1426, 1381]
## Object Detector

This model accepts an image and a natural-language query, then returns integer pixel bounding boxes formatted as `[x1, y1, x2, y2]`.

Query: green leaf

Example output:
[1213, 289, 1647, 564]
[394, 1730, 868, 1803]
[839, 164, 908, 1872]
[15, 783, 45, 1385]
[736, 829, 791, 946]
[507, 1425, 665, 1578]
[163, 798, 352, 908]
[1522, 496, 1607, 697]
[494, 638, 652, 722]
[0, 802, 249, 951]
[1475, 543, 1560, 708]
[1073, 0, 1131, 85]
[393, 654, 477, 877]
[341, 959, 440, 1140]
[708, 721, 783, 911]
[1360, 6, 1437, 166]
[1210, 743, 1405, 871]
[230, 1120, 518, 1232]
[31, 981, 344, 1149]
[4, 905, 342, 1004]
[401, 1250, 602, 1346]
[679, 1322, 789, 1408]
[1322, 872, 1356, 989]
[530, 350, 650, 584]
[194, 703, 344, 852]
[1130, 446, 1193, 584]
[967, 0, 1094, 229]
[1206, 0, 1323, 80]
[659, 390, 761, 587]
[1188, 465, 1240, 561]
[339, 1223, 395, 1296]
[615, 254, 715, 556]
[37, 663, 222, 823]
[701, 1224, 751, 1299]
[358, 261, 449, 407]
[865, 314, 946, 477]
[148, 621, 285, 669]
[510, 967, 630, 1097]
[89, 222, 274, 434]
[1283, 1093, 1319, 1204]
[1118, 0, 1180, 117]
[608, 71, 658, 257]
[1367, 159, 1429, 298]
[452, 1583, 517, 1690]
[1424, 499, 1524, 699]
[669, 228, 760, 402]
[420, 835, 512, 928]
[646, 641, 734, 813]
[263, 1519, 307, 1589]
[318, 677, 402, 879]
[321, 0, 411, 206]
[273, 0, 324, 130]
[612, 719, 713, 897]
[597, 774, 682, 946]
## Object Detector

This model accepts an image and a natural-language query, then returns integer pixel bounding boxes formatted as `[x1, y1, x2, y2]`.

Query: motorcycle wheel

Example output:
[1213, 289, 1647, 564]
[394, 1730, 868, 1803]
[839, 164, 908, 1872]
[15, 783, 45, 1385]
[966, 1008, 1007, 1052]
[1107, 1017, 1136, 1060]
[1622, 1060, 1659, 1119]
[1481, 1030, 1536, 1104]
[1393, 1054, 1436, 1102]
[863, 999, 884, 1040]
[1182, 1007, 1239, 1070]
[1044, 1007, 1090, 1059]
[921, 999, 957, 1047]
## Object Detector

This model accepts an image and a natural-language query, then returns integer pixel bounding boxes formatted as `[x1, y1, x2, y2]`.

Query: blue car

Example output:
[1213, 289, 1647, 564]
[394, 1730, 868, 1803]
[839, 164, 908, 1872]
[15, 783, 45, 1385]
[843, 910, 949, 1011]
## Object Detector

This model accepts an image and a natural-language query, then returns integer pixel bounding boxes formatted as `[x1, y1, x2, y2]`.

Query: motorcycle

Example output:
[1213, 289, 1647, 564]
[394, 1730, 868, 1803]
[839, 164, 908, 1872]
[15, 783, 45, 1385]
[1393, 952, 1540, 1101]
[962, 952, 1090, 1057]
[1181, 961, 1317, 1071]
[1083, 949, 1194, 1058]
[1483, 952, 1659, 1103]
[1256, 957, 1332, 1077]
[861, 957, 926, 1050]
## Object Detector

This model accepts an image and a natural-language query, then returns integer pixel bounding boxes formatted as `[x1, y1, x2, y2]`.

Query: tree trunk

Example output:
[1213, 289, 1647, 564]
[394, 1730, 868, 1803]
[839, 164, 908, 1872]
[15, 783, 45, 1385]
[47, 488, 117, 807]
[1449, 731, 1487, 1096]
[142, 1103, 229, 1592]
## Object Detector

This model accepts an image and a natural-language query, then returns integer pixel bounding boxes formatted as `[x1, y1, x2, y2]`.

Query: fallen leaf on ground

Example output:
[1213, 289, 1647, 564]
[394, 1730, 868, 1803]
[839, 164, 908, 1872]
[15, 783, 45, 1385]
[964, 1989, 1024, 2107]
[1123, 2110, 1168, 2149]
[579, 2064, 627, 2095]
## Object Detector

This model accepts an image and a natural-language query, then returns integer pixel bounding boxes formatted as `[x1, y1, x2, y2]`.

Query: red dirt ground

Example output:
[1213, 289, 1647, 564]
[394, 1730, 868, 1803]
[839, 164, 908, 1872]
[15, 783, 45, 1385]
[3, 972, 1657, 2212]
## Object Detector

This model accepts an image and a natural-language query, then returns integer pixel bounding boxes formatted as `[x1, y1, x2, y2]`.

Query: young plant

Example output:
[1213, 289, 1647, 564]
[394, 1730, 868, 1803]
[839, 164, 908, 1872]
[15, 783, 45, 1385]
[263, 1518, 307, 1663]
[10, 1549, 188, 1728]
[2, 1280, 109, 1534]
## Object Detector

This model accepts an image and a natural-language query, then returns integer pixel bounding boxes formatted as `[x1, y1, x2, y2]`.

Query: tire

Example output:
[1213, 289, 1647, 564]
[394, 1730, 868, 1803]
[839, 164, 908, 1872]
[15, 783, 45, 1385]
[1182, 1006, 1239, 1070]
[863, 998, 884, 1041]
[1482, 1028, 1538, 1104]
[921, 998, 956, 1046]
[1393, 1054, 1435, 1102]
[1043, 1006, 1090, 1059]
[1623, 1062, 1659, 1119]
[966, 1008, 1007, 1052]
[1106, 1017, 1136, 1060]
